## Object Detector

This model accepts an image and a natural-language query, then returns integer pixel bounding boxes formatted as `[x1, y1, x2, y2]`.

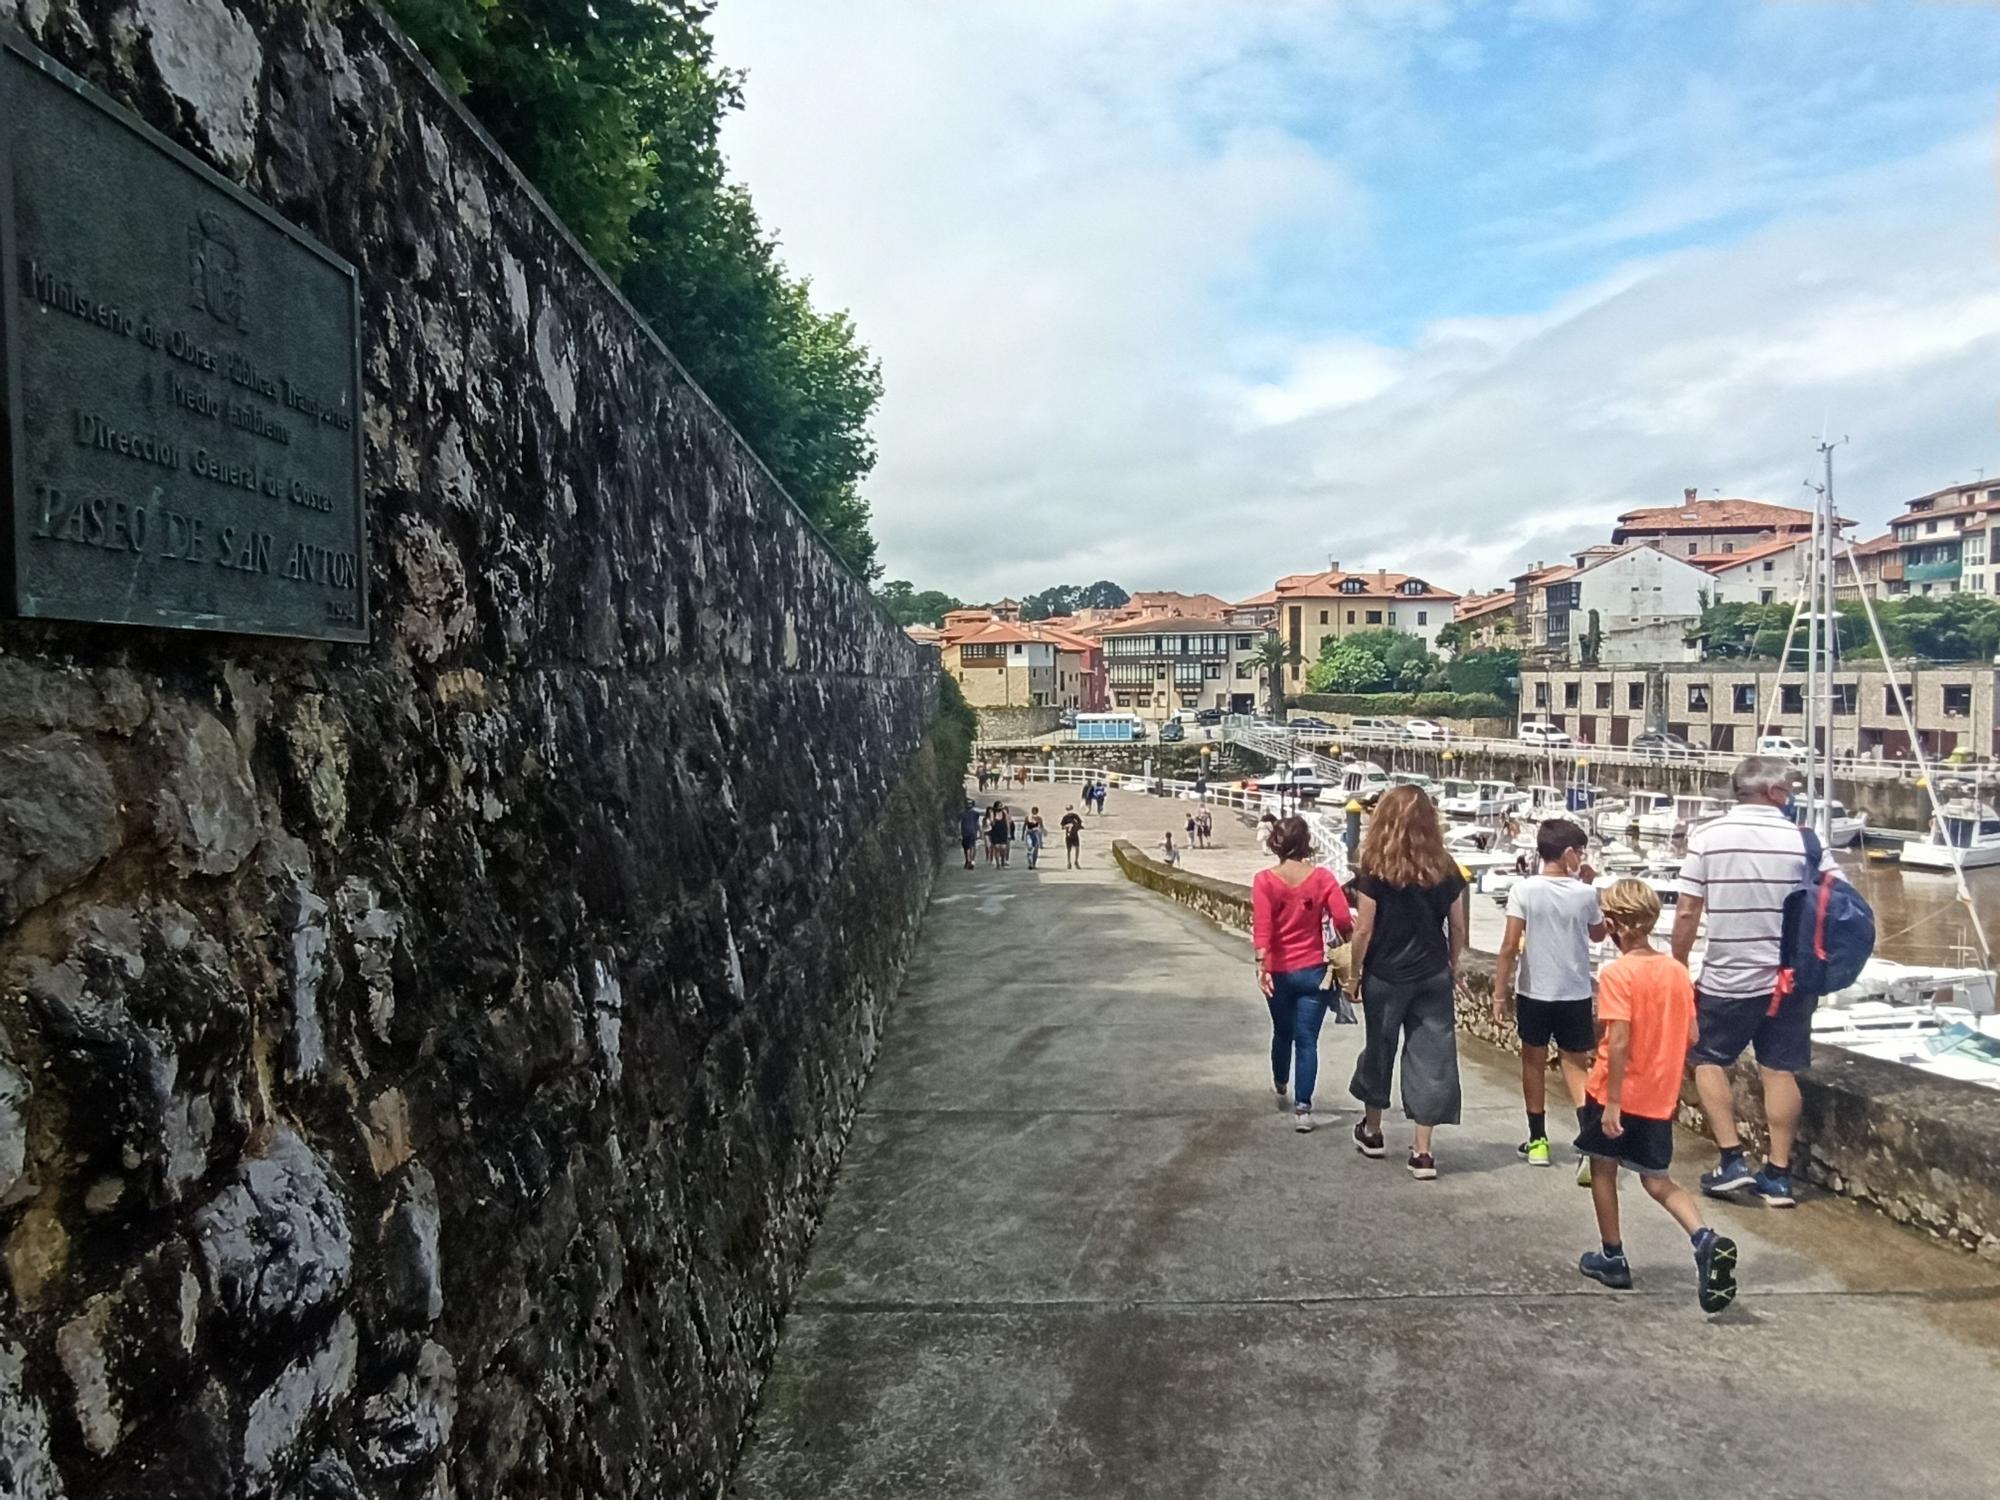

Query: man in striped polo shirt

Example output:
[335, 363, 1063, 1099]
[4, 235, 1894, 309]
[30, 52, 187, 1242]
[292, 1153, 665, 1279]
[1671, 755, 1839, 1209]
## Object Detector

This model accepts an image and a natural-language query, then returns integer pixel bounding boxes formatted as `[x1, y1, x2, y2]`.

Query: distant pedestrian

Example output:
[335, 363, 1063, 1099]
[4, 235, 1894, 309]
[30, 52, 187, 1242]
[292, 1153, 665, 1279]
[1196, 771, 1209, 802]
[988, 803, 1012, 868]
[1186, 811, 1199, 849]
[1493, 818, 1607, 1176]
[1016, 764, 1030, 788]
[958, 800, 982, 871]
[1347, 785, 1467, 1180]
[1024, 807, 1046, 869]
[1576, 879, 1739, 1314]
[1158, 832, 1181, 867]
[1255, 815, 1354, 1133]
[1672, 755, 1842, 1209]
[1198, 806, 1213, 847]
[1061, 805, 1084, 868]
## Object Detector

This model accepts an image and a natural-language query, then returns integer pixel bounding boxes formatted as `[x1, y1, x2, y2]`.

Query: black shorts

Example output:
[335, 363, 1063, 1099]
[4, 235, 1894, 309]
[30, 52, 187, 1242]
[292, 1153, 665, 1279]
[1515, 995, 1596, 1054]
[1689, 990, 1813, 1074]
[1574, 1100, 1675, 1177]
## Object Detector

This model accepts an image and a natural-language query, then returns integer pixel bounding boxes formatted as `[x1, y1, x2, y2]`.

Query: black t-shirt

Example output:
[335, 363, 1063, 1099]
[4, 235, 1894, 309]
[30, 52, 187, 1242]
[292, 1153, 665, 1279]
[1061, 813, 1083, 840]
[1352, 868, 1467, 984]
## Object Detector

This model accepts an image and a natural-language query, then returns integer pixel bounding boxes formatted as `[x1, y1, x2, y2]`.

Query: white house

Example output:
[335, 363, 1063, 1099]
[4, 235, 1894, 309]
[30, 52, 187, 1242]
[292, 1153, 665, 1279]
[1696, 536, 1809, 607]
[1542, 543, 1708, 665]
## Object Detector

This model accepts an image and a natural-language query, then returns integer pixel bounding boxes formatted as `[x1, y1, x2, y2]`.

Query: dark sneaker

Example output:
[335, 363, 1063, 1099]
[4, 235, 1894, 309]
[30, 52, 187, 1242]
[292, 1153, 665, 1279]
[1407, 1150, 1437, 1181]
[1352, 1121, 1386, 1158]
[1700, 1157, 1756, 1197]
[1578, 1249, 1633, 1290]
[1694, 1229, 1740, 1313]
[1751, 1166, 1796, 1208]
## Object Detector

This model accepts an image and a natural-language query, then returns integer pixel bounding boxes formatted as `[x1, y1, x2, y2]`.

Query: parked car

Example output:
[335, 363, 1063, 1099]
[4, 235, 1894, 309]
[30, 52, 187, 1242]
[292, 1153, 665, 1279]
[1159, 719, 1186, 742]
[1404, 718, 1447, 741]
[1057, 707, 1078, 728]
[1288, 715, 1334, 732]
[1345, 716, 1408, 738]
[1517, 720, 1572, 748]
[1757, 734, 1809, 762]
[1193, 707, 1223, 726]
[1632, 730, 1702, 761]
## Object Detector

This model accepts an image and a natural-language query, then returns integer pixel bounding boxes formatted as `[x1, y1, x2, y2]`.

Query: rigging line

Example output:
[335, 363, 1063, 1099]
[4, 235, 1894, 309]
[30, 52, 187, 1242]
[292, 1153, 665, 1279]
[1835, 528, 1994, 969]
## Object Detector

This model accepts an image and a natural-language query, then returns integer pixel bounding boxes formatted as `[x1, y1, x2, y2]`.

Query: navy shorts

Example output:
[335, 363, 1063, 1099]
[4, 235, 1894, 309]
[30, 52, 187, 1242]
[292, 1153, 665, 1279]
[1690, 990, 1813, 1074]
[1574, 1100, 1675, 1177]
[1515, 995, 1596, 1054]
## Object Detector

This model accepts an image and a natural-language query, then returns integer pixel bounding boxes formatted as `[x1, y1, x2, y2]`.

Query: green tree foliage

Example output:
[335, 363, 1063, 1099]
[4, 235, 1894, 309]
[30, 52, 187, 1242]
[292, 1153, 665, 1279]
[385, 0, 885, 576]
[1699, 595, 2000, 664]
[1304, 629, 1442, 695]
[1247, 635, 1304, 716]
[876, 580, 963, 628]
[1442, 646, 1520, 699]
[1019, 581, 1131, 619]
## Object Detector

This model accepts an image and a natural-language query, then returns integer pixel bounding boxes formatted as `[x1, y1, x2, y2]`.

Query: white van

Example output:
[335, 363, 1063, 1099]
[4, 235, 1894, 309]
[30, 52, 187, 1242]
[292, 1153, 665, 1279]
[1346, 716, 1408, 739]
[1517, 720, 1572, 747]
[1757, 735, 1809, 761]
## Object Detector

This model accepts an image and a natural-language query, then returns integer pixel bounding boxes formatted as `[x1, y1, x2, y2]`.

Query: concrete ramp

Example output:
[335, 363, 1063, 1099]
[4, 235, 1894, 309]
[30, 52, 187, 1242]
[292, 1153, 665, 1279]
[733, 823, 2000, 1499]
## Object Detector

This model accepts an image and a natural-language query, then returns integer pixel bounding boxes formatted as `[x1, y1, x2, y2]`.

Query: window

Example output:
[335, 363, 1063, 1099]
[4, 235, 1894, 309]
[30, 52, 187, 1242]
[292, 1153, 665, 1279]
[1595, 682, 1612, 709]
[1534, 681, 1550, 708]
[1781, 684, 1802, 714]
[1340, 578, 1364, 593]
[1733, 683, 1756, 713]
[1564, 682, 1580, 709]
[1320, 610, 1328, 624]
[1388, 611, 1398, 625]
[1687, 684, 1709, 712]
[1366, 610, 1383, 624]
[1758, 590, 1774, 605]
[1687, 542, 1698, 555]
[1156, 665, 1166, 680]
[1203, 662, 1221, 680]
[1628, 683, 1644, 710]
[1884, 684, 1911, 714]
[1235, 635, 1252, 650]
[1417, 610, 1428, 625]
[1762, 560, 1775, 572]
[1722, 542, 1735, 554]
[1926, 520, 1939, 534]
[1346, 610, 1356, 624]
[961, 642, 1005, 661]
[1833, 684, 1856, 714]
[1945, 684, 1973, 717]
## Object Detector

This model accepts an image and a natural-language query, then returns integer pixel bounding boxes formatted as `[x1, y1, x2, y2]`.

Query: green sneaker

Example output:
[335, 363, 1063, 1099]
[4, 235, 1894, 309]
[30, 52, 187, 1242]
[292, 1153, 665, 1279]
[1576, 1156, 1594, 1187]
[1525, 1137, 1552, 1167]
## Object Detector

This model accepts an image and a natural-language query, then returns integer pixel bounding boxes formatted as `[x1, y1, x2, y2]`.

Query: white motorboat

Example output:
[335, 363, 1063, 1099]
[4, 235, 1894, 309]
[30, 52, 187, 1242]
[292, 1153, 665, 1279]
[1445, 823, 1521, 876]
[1811, 1000, 1976, 1047]
[1478, 779, 1528, 815]
[1839, 1024, 2000, 1089]
[1340, 759, 1392, 805]
[1437, 778, 1499, 818]
[1828, 959, 1998, 1015]
[1899, 801, 2000, 871]
[1785, 796, 1868, 849]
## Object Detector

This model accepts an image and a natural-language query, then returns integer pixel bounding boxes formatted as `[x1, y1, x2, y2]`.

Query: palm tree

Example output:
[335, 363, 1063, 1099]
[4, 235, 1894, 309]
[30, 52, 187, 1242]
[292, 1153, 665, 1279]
[1248, 634, 1305, 719]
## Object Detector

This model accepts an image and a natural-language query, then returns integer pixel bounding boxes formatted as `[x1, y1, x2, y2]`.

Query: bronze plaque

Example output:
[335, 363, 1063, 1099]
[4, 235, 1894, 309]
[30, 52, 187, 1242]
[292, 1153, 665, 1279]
[0, 29, 367, 642]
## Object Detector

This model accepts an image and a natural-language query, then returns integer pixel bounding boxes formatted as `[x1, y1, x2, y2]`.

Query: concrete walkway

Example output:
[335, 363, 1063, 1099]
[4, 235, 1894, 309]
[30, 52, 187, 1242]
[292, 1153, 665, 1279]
[732, 796, 2000, 1500]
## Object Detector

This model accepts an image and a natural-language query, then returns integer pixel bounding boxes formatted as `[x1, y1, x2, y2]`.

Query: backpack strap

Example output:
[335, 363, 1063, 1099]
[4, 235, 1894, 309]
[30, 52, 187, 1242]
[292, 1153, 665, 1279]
[1799, 825, 1824, 882]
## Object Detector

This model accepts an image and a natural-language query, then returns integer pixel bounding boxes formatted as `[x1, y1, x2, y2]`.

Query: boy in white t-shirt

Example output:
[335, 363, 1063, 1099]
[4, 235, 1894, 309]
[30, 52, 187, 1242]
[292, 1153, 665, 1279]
[1493, 818, 1608, 1172]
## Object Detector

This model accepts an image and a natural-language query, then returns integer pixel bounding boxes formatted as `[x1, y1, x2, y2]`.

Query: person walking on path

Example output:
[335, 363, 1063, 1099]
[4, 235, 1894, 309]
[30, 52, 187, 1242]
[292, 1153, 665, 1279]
[1576, 879, 1740, 1313]
[1198, 806, 1213, 848]
[958, 799, 982, 871]
[1493, 818, 1607, 1177]
[1157, 831, 1181, 867]
[988, 803, 1012, 869]
[1185, 811, 1200, 849]
[1254, 815, 1354, 1133]
[1672, 755, 1839, 1209]
[1023, 807, 1046, 869]
[1061, 805, 1084, 868]
[1347, 785, 1467, 1180]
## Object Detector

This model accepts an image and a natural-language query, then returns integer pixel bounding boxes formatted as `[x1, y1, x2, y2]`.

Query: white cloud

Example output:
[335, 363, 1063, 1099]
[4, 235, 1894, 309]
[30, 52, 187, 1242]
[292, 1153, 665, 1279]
[710, 2, 2000, 603]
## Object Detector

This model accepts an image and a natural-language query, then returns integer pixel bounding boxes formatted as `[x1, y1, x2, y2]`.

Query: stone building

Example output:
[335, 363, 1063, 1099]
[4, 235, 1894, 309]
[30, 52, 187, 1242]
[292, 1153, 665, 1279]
[1874, 478, 2000, 597]
[1610, 492, 1822, 558]
[1244, 566, 1459, 698]
[1517, 662, 2000, 759]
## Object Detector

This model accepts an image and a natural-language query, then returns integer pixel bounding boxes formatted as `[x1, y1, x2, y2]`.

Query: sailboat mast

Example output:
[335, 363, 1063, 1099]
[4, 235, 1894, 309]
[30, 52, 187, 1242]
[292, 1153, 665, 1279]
[1819, 442, 1838, 837]
[1804, 465, 1822, 830]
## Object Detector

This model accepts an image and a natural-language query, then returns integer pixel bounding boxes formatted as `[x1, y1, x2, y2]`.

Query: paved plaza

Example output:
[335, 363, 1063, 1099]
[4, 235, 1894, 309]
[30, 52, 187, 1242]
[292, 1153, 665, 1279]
[732, 789, 2000, 1499]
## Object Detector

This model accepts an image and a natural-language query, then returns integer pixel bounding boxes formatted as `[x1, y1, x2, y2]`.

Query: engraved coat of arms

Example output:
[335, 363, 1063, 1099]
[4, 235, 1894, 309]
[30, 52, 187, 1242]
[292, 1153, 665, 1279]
[188, 210, 249, 331]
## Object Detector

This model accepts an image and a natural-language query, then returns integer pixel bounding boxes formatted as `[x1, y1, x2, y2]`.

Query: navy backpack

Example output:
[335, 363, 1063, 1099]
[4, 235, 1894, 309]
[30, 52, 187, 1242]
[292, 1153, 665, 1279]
[1773, 827, 1875, 1012]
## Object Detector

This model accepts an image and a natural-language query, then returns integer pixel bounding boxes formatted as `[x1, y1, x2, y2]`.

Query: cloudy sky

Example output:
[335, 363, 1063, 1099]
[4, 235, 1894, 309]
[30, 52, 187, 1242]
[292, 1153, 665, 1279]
[710, 0, 2000, 605]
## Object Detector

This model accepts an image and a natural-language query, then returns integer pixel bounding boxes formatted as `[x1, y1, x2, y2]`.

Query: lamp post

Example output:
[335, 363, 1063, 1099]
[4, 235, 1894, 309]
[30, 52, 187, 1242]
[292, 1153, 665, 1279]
[1040, 742, 1055, 784]
[1198, 742, 1213, 803]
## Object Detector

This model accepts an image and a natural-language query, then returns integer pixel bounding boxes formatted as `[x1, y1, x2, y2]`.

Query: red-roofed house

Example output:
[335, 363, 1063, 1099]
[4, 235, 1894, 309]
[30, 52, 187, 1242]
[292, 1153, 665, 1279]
[1611, 490, 1827, 555]
[1872, 475, 2000, 597]
[1692, 535, 1809, 606]
[1262, 565, 1460, 695]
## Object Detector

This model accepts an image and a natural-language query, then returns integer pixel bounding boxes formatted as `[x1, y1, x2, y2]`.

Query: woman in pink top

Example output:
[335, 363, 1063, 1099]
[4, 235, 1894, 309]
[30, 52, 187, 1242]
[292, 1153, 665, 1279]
[1254, 816, 1354, 1132]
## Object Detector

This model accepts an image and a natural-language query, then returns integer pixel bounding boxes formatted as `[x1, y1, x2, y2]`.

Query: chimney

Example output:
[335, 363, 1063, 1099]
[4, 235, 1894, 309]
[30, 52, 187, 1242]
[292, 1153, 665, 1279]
[1329, 558, 1340, 572]
[1684, 487, 1698, 504]
[1377, 567, 1387, 581]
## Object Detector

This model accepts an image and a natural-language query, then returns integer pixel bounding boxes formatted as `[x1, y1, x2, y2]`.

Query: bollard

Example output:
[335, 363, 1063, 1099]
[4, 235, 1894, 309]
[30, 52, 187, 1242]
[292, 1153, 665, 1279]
[1345, 798, 1363, 859]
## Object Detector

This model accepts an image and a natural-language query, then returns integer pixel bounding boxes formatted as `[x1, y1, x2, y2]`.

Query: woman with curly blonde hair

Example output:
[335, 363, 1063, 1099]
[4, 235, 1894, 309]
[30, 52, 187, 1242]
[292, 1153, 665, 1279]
[1346, 785, 1467, 1179]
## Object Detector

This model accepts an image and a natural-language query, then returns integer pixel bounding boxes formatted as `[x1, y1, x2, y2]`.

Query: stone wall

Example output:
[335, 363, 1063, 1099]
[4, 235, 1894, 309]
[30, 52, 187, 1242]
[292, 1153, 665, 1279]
[1111, 852, 2000, 1261]
[0, 5, 945, 1498]
[971, 705, 1062, 742]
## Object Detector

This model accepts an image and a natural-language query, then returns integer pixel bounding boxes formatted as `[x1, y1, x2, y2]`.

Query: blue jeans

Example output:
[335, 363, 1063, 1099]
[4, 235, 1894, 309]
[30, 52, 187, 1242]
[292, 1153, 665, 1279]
[1267, 966, 1330, 1108]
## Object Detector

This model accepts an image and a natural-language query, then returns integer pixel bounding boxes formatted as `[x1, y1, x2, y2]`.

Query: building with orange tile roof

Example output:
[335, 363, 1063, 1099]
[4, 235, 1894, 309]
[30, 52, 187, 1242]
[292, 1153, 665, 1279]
[1611, 489, 1825, 553]
[1260, 564, 1460, 696]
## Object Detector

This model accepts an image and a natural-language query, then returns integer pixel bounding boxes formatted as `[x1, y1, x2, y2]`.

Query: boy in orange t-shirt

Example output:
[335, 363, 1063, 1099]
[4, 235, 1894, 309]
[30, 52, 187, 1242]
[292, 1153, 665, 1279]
[1573, 879, 1739, 1314]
